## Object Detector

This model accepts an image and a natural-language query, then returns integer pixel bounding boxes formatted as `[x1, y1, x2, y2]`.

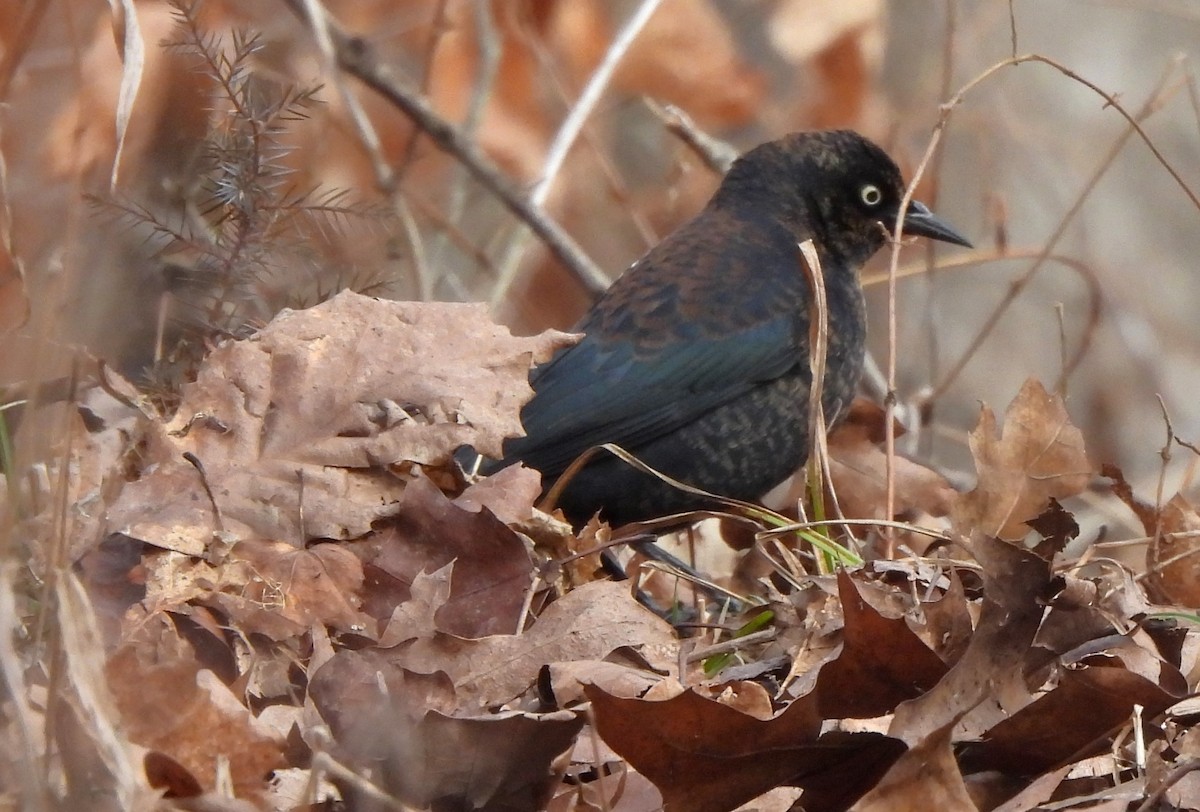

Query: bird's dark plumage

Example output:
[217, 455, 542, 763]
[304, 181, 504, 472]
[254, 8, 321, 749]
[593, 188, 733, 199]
[495, 130, 970, 525]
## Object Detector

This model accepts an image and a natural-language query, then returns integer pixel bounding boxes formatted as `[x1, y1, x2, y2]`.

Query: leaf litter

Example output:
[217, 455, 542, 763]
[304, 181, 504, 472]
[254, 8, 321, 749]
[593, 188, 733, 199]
[30, 293, 1200, 810]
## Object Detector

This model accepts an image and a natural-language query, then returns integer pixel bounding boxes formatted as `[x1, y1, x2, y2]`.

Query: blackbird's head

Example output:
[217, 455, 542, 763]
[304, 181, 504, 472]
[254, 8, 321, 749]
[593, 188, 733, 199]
[711, 130, 971, 268]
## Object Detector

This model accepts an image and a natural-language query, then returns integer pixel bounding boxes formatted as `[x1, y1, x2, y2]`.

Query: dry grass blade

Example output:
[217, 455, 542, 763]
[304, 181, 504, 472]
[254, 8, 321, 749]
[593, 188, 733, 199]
[541, 442, 861, 567]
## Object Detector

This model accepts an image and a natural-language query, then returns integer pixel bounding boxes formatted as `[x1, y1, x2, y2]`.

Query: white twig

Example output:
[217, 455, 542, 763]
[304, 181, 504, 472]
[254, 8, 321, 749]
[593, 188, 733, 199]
[531, 0, 665, 209]
[433, 0, 502, 299]
[490, 0, 665, 305]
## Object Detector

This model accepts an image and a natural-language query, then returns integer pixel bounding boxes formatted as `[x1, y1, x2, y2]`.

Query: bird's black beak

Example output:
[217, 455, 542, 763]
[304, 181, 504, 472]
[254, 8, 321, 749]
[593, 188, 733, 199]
[897, 200, 972, 248]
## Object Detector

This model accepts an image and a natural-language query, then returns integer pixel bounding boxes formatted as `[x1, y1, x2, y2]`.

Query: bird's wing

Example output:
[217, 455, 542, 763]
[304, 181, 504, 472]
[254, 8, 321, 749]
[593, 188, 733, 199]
[501, 315, 801, 477]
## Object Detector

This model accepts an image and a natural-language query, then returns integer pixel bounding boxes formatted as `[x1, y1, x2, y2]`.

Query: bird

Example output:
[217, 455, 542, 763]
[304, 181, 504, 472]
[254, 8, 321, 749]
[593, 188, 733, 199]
[489, 130, 970, 526]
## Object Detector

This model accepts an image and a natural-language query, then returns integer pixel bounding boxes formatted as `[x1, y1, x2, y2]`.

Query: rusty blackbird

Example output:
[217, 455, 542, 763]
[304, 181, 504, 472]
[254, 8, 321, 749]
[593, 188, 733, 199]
[492, 130, 970, 526]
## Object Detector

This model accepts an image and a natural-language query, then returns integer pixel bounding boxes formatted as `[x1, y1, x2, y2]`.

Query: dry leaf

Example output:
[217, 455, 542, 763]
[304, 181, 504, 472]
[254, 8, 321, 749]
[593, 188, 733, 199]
[826, 398, 956, 521]
[853, 722, 973, 811]
[310, 650, 583, 811]
[952, 378, 1092, 541]
[1107, 464, 1200, 606]
[814, 571, 948, 720]
[106, 646, 284, 799]
[398, 579, 678, 708]
[104, 292, 575, 547]
[586, 685, 903, 812]
[367, 474, 536, 639]
[212, 540, 372, 640]
[1145, 493, 1200, 605]
[455, 462, 544, 526]
[889, 533, 1053, 745]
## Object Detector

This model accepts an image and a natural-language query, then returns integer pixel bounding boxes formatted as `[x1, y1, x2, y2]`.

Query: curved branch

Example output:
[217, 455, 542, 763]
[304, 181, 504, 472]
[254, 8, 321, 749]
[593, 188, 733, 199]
[285, 0, 610, 296]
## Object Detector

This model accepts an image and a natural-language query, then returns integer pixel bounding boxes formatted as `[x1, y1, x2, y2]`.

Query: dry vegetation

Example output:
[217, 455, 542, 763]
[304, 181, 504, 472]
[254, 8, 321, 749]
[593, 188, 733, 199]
[3, 1, 1200, 810]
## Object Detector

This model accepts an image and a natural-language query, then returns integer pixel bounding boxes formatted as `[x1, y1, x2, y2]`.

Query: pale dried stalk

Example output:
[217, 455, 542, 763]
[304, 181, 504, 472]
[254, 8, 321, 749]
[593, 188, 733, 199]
[489, 0, 666, 306]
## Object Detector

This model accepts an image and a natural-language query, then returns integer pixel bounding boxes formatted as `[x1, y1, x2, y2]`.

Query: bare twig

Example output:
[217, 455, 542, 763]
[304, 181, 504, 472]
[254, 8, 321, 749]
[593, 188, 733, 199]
[310, 750, 420, 811]
[0, 566, 44, 811]
[1055, 302, 1068, 398]
[283, 0, 610, 296]
[912, 0, 959, 462]
[647, 100, 739, 172]
[1183, 56, 1200, 145]
[183, 451, 224, 533]
[798, 240, 851, 556]
[489, 0, 665, 305]
[298, 0, 431, 303]
[885, 52, 1195, 522]
[757, 516, 952, 544]
[431, 0, 501, 300]
[512, 16, 661, 249]
[1134, 758, 1200, 812]
[860, 248, 1104, 403]
[393, 196, 431, 300]
[798, 240, 829, 481]
[395, 0, 452, 184]
[515, 570, 540, 636]
[0, 0, 51, 99]
[1008, 0, 1018, 57]
[530, 0, 665, 209]
[301, 0, 392, 187]
[684, 629, 777, 663]
[926, 59, 1185, 404]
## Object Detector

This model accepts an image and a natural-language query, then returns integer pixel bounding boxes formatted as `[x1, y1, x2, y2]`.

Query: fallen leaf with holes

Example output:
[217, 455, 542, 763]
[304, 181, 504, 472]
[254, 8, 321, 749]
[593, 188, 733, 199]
[208, 539, 372, 641]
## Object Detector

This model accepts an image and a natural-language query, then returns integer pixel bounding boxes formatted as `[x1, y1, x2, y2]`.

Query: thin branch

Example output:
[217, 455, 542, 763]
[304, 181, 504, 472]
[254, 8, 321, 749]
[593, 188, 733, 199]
[513, 16, 661, 248]
[912, 0, 959, 465]
[884, 52, 1194, 524]
[926, 58, 1185, 403]
[862, 247, 1105, 405]
[684, 629, 777, 663]
[430, 0, 501, 300]
[1008, 0, 1018, 57]
[489, 0, 665, 306]
[283, 0, 610, 296]
[299, 0, 394, 191]
[0, 0, 51, 99]
[1134, 758, 1200, 812]
[647, 100, 738, 173]
[396, 0, 452, 184]
[532, 0, 664, 210]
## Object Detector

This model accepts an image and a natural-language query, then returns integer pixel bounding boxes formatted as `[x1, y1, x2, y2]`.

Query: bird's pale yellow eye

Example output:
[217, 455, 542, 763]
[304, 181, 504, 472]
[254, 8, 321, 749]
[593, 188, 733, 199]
[860, 184, 883, 207]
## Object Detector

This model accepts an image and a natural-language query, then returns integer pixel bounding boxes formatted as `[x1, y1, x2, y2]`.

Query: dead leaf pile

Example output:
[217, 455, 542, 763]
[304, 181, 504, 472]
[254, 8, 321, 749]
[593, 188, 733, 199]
[13, 300, 1200, 811]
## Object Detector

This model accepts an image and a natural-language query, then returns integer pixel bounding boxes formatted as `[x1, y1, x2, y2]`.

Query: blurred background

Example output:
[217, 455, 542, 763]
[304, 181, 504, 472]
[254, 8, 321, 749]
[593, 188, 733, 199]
[3, 0, 1200, 535]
